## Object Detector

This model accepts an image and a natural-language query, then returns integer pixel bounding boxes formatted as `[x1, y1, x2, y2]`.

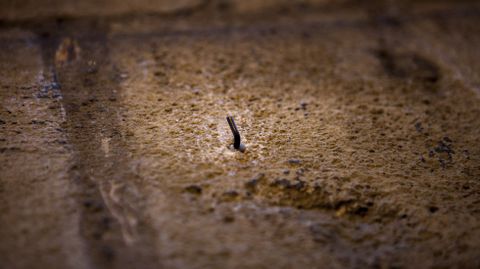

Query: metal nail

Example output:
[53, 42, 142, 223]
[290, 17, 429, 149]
[226, 116, 245, 152]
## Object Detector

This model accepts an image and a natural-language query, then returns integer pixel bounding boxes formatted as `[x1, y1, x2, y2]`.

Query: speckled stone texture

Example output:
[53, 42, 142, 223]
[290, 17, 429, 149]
[1, 1, 480, 269]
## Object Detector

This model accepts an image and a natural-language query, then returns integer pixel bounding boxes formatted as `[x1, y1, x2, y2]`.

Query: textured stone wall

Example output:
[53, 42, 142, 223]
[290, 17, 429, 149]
[1, 1, 479, 268]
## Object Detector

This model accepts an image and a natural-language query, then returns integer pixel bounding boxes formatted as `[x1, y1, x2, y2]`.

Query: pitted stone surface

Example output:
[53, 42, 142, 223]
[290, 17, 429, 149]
[1, 1, 480, 269]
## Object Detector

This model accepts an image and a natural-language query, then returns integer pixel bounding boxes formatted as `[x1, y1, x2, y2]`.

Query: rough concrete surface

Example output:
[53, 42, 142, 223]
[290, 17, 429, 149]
[1, 1, 480, 268]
